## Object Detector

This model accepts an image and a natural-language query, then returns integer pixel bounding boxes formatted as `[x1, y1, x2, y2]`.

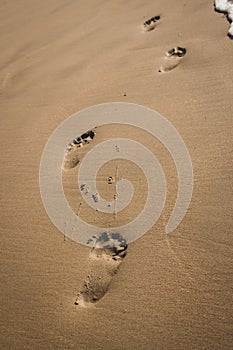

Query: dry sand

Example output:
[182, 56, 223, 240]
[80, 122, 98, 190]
[1, 0, 233, 349]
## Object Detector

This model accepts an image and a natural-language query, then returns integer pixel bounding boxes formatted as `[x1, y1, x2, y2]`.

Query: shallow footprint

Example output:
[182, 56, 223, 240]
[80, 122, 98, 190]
[158, 47, 187, 73]
[75, 232, 127, 307]
[143, 15, 160, 32]
[63, 129, 96, 170]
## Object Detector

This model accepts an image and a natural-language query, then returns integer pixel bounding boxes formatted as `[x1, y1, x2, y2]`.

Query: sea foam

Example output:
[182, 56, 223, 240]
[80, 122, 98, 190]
[215, 0, 233, 37]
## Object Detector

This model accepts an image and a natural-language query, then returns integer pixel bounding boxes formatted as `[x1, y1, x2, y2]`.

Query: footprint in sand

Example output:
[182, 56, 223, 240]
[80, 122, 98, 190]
[63, 129, 96, 170]
[143, 15, 161, 32]
[75, 232, 127, 306]
[158, 47, 187, 73]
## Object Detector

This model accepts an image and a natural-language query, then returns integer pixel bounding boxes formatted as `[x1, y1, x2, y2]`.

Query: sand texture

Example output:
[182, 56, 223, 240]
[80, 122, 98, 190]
[0, 0, 233, 349]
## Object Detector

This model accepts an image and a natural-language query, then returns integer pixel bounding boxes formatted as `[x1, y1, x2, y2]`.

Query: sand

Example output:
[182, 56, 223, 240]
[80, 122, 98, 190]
[1, 0, 233, 349]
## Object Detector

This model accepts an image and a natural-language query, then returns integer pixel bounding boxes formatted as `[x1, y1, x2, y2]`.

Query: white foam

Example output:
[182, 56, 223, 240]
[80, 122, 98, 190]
[215, 0, 233, 37]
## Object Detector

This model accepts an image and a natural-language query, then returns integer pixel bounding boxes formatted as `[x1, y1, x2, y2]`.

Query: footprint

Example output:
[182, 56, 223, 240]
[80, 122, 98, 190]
[75, 232, 127, 306]
[62, 129, 96, 170]
[158, 47, 187, 73]
[143, 15, 160, 32]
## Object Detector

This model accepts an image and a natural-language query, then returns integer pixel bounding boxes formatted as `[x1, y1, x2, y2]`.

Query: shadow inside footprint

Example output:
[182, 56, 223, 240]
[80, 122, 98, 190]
[158, 47, 187, 73]
[166, 47, 186, 58]
[75, 232, 127, 306]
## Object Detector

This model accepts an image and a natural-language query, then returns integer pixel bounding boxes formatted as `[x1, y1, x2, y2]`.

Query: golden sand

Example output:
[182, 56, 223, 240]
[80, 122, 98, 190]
[1, 0, 232, 349]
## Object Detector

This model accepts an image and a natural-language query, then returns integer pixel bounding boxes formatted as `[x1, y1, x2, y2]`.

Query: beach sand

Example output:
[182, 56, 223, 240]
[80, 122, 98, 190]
[1, 0, 233, 349]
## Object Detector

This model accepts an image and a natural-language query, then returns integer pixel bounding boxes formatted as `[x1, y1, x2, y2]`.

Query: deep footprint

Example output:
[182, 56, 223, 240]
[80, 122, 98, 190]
[158, 47, 187, 72]
[143, 15, 160, 31]
[75, 233, 127, 306]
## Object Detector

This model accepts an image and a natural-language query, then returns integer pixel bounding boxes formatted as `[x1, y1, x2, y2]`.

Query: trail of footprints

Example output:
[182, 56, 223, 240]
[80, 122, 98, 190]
[143, 14, 187, 72]
[75, 233, 127, 307]
[73, 15, 187, 308]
